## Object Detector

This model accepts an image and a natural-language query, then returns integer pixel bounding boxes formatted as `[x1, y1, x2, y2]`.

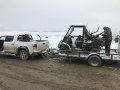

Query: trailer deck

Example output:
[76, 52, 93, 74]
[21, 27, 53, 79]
[49, 49, 120, 66]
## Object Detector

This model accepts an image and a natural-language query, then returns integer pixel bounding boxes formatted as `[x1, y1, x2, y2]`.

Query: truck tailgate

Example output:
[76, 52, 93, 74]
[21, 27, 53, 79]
[36, 40, 49, 51]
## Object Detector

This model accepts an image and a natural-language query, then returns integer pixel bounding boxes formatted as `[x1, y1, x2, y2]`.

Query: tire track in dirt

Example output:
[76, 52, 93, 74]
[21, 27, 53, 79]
[0, 81, 10, 90]
[1, 57, 120, 90]
[0, 60, 43, 71]
[0, 71, 79, 90]
[1, 61, 116, 90]
[0, 60, 81, 90]
[0, 59, 73, 75]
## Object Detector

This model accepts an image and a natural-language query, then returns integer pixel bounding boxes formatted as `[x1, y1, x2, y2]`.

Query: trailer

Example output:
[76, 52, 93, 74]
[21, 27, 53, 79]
[48, 49, 120, 67]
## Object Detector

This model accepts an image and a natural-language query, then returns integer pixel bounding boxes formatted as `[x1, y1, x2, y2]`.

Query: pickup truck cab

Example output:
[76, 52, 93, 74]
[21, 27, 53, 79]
[0, 34, 49, 60]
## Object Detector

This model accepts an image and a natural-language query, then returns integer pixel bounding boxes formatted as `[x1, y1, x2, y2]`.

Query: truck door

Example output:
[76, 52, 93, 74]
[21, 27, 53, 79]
[4, 36, 15, 53]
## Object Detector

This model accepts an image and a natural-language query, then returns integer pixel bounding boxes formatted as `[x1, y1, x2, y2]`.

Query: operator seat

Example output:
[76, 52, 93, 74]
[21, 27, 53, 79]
[75, 35, 82, 48]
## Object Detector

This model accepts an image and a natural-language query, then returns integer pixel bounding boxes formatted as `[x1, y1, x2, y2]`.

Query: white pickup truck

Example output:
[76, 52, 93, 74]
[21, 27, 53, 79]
[0, 34, 49, 60]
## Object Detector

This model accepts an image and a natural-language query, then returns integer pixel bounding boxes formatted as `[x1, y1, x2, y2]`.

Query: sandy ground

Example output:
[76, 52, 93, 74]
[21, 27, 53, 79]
[0, 55, 120, 90]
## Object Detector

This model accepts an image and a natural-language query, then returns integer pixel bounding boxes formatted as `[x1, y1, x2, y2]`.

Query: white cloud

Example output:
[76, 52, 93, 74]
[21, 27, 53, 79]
[0, 0, 120, 32]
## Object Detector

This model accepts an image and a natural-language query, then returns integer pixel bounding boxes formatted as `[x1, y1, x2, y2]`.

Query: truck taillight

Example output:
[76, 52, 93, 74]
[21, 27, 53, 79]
[33, 44, 37, 48]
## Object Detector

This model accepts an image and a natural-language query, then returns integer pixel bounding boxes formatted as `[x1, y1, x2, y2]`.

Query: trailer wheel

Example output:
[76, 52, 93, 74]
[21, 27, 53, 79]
[19, 50, 29, 60]
[88, 55, 102, 67]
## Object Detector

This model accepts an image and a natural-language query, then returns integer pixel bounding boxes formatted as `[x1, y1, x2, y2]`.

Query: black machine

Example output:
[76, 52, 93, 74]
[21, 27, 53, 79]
[0, 40, 4, 51]
[58, 25, 105, 52]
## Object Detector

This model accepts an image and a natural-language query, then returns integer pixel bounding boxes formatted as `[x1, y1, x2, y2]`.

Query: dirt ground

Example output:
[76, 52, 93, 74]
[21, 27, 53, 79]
[0, 55, 120, 90]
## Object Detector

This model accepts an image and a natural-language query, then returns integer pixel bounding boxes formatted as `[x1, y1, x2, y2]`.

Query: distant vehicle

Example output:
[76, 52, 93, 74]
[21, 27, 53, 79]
[0, 34, 49, 60]
[58, 25, 105, 52]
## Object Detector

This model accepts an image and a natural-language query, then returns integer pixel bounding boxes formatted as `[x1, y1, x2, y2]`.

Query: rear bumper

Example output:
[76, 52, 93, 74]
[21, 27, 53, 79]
[31, 52, 42, 56]
[31, 49, 49, 56]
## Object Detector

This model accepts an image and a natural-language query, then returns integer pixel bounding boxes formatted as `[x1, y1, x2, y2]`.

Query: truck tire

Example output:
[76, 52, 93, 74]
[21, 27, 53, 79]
[88, 55, 102, 67]
[19, 50, 29, 60]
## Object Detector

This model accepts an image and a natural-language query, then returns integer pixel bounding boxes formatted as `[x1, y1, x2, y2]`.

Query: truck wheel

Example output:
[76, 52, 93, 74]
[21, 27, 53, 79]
[90, 48, 100, 52]
[88, 55, 102, 67]
[19, 50, 29, 60]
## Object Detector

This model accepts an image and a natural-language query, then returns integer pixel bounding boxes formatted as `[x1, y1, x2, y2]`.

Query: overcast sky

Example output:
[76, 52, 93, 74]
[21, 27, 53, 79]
[0, 0, 120, 32]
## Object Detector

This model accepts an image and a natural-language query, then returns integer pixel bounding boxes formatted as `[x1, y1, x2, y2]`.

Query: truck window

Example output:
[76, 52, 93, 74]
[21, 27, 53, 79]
[0, 36, 6, 40]
[18, 34, 33, 42]
[5, 36, 14, 42]
[18, 36, 23, 41]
